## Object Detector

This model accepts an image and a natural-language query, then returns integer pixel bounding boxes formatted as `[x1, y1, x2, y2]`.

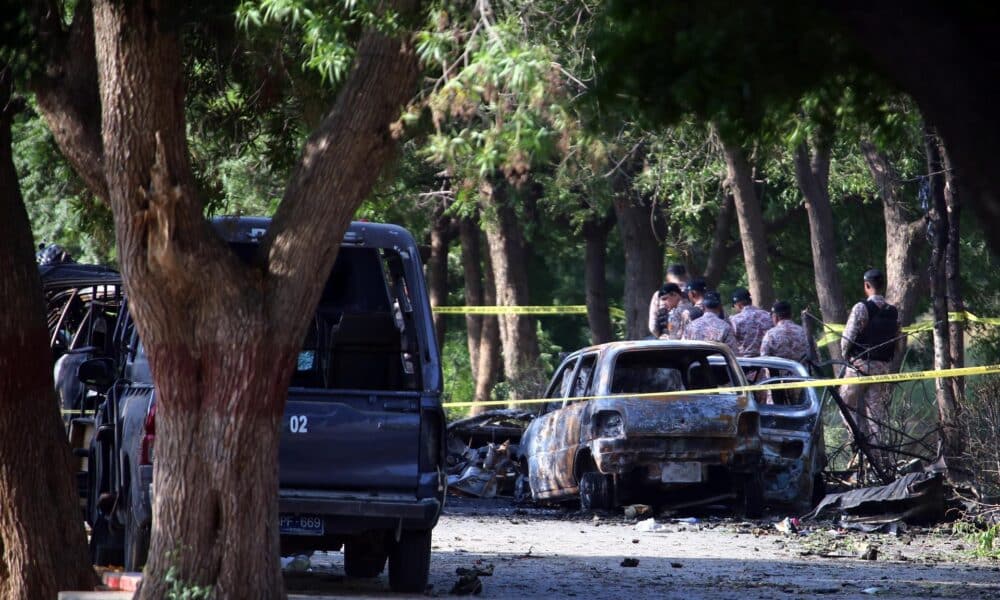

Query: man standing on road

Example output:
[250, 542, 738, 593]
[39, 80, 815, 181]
[760, 301, 812, 364]
[839, 269, 900, 468]
[729, 287, 773, 357]
[682, 291, 739, 355]
[648, 264, 690, 336]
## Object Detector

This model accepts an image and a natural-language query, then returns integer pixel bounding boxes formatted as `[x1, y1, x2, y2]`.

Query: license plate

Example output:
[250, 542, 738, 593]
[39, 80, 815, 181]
[279, 514, 325, 536]
[661, 462, 702, 483]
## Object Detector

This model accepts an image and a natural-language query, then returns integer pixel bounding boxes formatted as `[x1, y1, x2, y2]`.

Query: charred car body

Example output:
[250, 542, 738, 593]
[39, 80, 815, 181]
[728, 355, 826, 512]
[65, 218, 445, 592]
[519, 341, 764, 515]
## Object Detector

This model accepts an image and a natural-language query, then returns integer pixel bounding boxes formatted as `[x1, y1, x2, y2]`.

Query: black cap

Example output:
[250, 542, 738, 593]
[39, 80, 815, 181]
[703, 290, 722, 308]
[659, 282, 682, 296]
[686, 277, 707, 294]
[731, 287, 751, 305]
[771, 300, 792, 319]
[666, 263, 688, 278]
[863, 268, 885, 283]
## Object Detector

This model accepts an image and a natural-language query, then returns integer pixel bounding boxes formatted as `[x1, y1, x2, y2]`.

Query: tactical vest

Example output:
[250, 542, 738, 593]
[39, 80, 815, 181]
[847, 300, 898, 362]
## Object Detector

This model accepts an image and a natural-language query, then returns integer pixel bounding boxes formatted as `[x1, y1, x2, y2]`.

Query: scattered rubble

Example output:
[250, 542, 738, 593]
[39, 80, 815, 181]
[450, 563, 494, 595]
[620, 558, 640, 567]
[446, 410, 534, 498]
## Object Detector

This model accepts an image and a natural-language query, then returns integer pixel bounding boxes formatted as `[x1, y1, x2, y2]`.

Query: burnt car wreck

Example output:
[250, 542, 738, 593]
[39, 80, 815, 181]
[519, 341, 765, 515]
[446, 343, 828, 516]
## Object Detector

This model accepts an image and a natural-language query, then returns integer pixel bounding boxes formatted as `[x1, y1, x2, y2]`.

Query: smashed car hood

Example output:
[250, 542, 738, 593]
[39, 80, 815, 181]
[602, 394, 751, 437]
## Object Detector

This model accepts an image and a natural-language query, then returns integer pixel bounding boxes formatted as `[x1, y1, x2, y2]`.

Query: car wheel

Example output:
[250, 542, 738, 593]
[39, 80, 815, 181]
[123, 472, 150, 572]
[579, 471, 613, 511]
[739, 471, 765, 519]
[811, 472, 827, 507]
[513, 473, 532, 504]
[344, 535, 387, 578]
[388, 529, 431, 593]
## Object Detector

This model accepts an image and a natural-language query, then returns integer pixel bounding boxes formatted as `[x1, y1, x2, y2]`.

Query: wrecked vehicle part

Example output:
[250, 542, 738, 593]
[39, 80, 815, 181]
[447, 409, 534, 447]
[804, 472, 946, 527]
[446, 440, 521, 497]
[521, 341, 763, 515]
[712, 356, 827, 513]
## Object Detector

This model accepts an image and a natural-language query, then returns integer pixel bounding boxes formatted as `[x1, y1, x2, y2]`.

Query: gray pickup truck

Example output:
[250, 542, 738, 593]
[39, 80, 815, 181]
[73, 217, 445, 592]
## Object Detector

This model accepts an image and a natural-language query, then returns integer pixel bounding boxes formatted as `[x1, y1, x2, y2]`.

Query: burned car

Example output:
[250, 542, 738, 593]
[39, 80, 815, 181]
[727, 356, 827, 512]
[520, 341, 763, 515]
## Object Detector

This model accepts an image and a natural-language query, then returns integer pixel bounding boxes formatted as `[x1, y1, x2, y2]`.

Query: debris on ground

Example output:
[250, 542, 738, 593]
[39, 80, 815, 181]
[634, 518, 670, 533]
[804, 472, 946, 529]
[859, 543, 879, 560]
[623, 504, 652, 519]
[775, 517, 800, 535]
[446, 410, 534, 498]
[450, 563, 494, 595]
[281, 554, 311, 571]
[620, 557, 640, 567]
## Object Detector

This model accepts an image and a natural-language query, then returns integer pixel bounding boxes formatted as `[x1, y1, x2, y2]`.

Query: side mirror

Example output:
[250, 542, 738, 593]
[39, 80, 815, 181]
[78, 357, 116, 389]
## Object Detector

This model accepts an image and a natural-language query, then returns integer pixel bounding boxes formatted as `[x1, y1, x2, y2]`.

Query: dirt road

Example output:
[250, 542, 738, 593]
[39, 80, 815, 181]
[286, 498, 1000, 599]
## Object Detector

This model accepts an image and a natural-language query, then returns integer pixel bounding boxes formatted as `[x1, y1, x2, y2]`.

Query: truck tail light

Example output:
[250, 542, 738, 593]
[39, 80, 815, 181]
[140, 402, 156, 465]
[737, 411, 759, 437]
[418, 410, 443, 472]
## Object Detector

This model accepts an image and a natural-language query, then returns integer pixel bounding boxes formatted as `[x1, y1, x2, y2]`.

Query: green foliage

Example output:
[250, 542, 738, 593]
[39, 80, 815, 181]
[952, 521, 1000, 559]
[165, 565, 215, 600]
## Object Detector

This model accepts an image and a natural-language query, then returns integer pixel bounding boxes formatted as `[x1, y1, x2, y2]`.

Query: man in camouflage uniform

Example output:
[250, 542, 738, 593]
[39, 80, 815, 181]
[682, 291, 738, 355]
[729, 287, 773, 357]
[760, 301, 812, 363]
[652, 283, 684, 338]
[648, 264, 689, 337]
[839, 269, 900, 470]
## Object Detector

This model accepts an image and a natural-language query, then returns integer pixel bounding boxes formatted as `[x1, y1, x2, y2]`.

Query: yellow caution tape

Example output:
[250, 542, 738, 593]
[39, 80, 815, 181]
[816, 311, 1000, 347]
[441, 362, 1000, 409]
[434, 305, 627, 320]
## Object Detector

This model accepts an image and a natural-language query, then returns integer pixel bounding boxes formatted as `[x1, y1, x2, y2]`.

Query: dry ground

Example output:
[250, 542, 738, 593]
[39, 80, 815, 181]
[285, 497, 1000, 599]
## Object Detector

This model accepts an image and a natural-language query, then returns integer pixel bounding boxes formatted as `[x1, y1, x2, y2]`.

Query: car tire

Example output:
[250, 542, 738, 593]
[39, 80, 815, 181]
[513, 473, 532, 504]
[123, 470, 150, 572]
[388, 529, 431, 593]
[811, 472, 827, 508]
[579, 471, 613, 511]
[739, 471, 765, 519]
[344, 535, 387, 578]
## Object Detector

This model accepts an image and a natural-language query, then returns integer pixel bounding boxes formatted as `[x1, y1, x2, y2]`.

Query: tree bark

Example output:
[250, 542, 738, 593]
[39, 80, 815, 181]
[481, 179, 544, 400]
[942, 145, 965, 400]
[427, 207, 455, 353]
[722, 142, 775, 309]
[828, 2, 1000, 255]
[860, 140, 927, 370]
[472, 245, 501, 413]
[582, 209, 616, 344]
[794, 139, 845, 358]
[90, 1, 420, 597]
[459, 218, 484, 383]
[703, 192, 736, 289]
[613, 195, 664, 340]
[0, 69, 96, 600]
[925, 130, 962, 461]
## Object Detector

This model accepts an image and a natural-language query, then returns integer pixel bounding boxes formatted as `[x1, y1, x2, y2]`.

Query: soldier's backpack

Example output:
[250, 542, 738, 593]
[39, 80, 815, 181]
[848, 300, 899, 362]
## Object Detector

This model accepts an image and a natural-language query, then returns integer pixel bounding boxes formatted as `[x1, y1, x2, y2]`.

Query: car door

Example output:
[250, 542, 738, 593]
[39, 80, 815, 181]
[525, 356, 578, 497]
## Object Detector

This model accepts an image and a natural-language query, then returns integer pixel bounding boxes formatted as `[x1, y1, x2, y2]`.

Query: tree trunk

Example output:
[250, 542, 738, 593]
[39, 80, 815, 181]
[473, 246, 501, 413]
[481, 180, 544, 400]
[703, 193, 736, 289]
[722, 142, 775, 308]
[613, 195, 664, 340]
[794, 139, 845, 358]
[459, 218, 484, 383]
[582, 209, 616, 344]
[942, 145, 965, 400]
[860, 140, 927, 371]
[925, 130, 962, 461]
[0, 70, 96, 600]
[427, 207, 454, 353]
[90, 1, 420, 597]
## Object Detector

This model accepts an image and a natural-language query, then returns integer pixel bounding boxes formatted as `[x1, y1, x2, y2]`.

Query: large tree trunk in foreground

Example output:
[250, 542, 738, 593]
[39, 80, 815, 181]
[428, 207, 455, 352]
[613, 195, 664, 340]
[794, 139, 845, 359]
[583, 210, 616, 344]
[723, 142, 775, 309]
[481, 181, 543, 400]
[830, 3, 1000, 255]
[90, 1, 419, 597]
[925, 131, 963, 461]
[0, 72, 96, 600]
[473, 246, 501, 412]
[459, 218, 484, 384]
[861, 140, 927, 371]
[703, 193, 736, 289]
